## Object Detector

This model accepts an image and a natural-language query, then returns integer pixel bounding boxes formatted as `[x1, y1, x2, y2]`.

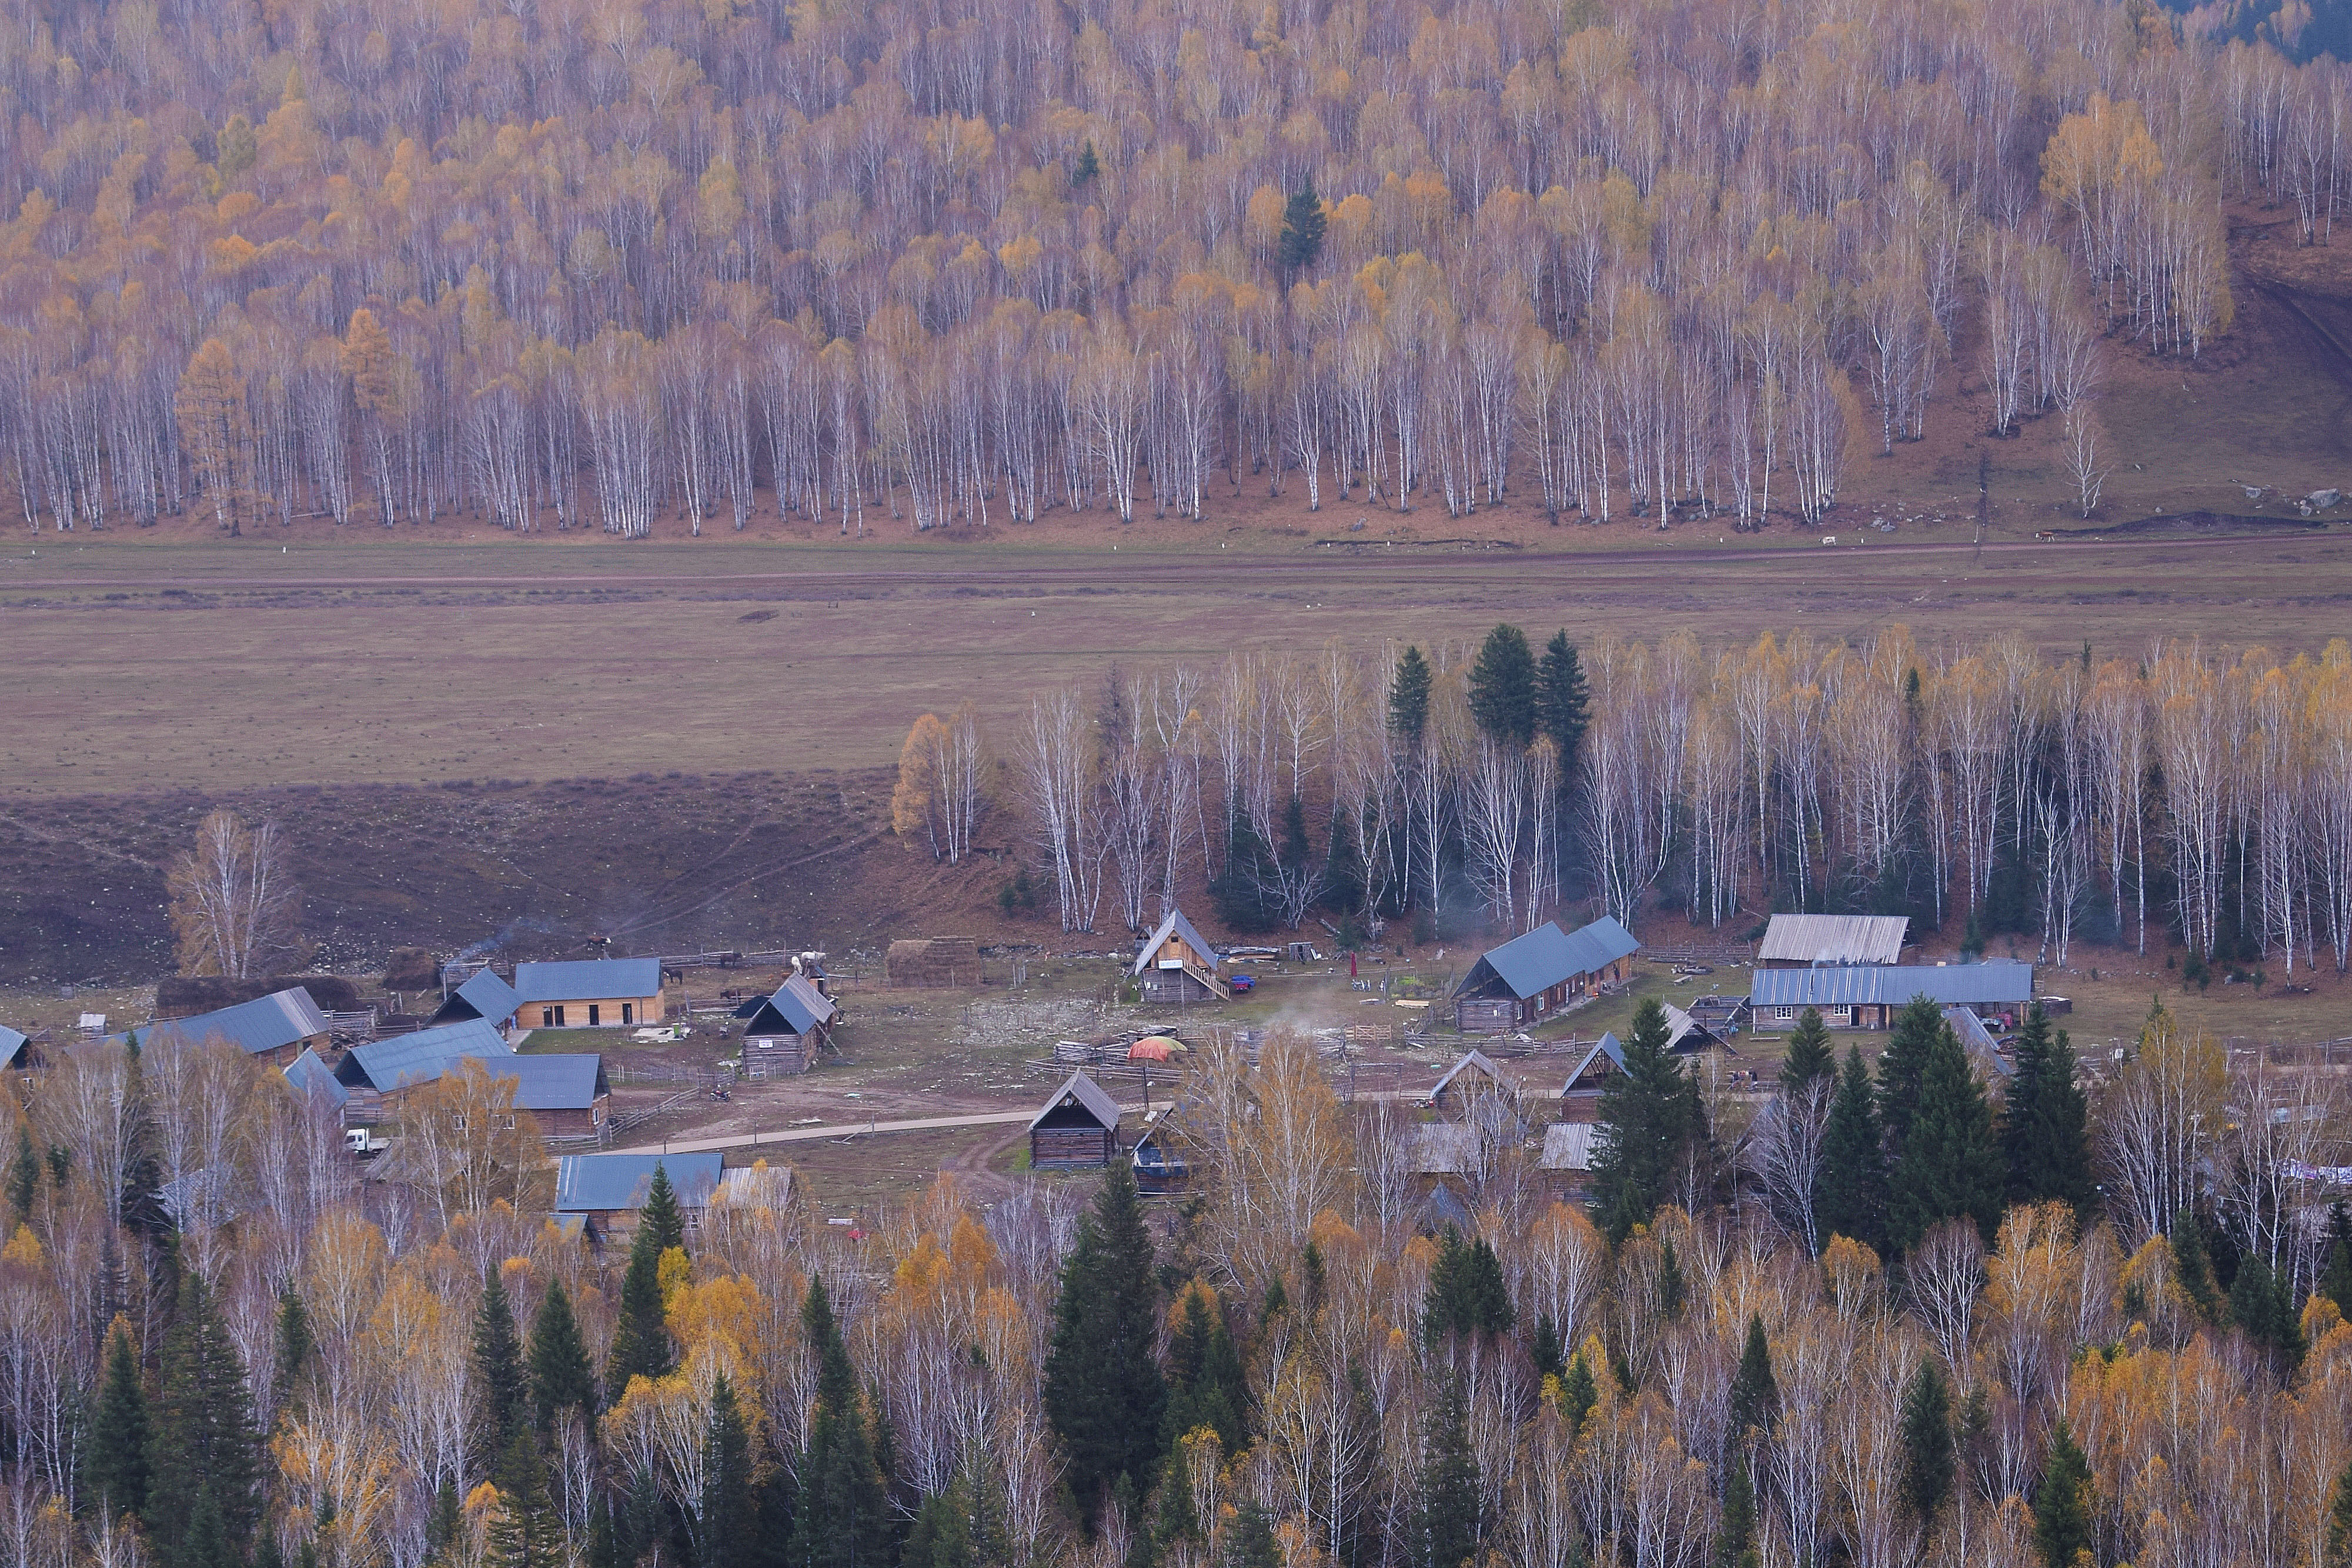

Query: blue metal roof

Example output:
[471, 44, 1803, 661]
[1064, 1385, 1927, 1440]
[484, 1054, 609, 1111]
[514, 958, 663, 1004]
[283, 1048, 350, 1110]
[433, 968, 520, 1027]
[1749, 962, 2034, 1009]
[0, 1026, 25, 1065]
[145, 987, 330, 1057]
[336, 1018, 514, 1091]
[744, 974, 836, 1037]
[555, 1153, 722, 1213]
[1455, 917, 1639, 1001]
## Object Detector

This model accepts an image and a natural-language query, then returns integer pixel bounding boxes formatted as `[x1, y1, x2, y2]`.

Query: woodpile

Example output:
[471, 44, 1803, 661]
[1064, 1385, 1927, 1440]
[884, 937, 981, 988]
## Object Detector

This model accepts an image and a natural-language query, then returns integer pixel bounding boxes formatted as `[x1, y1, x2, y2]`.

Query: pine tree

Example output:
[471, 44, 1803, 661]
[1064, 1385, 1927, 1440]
[529, 1278, 598, 1433]
[2169, 1209, 2226, 1325]
[1716, 1466, 1759, 1568]
[6, 1126, 35, 1224]
[1559, 1354, 1598, 1437]
[1415, 1376, 1481, 1568]
[487, 1427, 562, 1568]
[1277, 182, 1326, 273]
[1071, 141, 1100, 188]
[699, 1374, 756, 1568]
[1590, 998, 1708, 1242]
[148, 1273, 261, 1566]
[1163, 1285, 1246, 1456]
[1225, 1499, 1281, 1568]
[641, 1164, 686, 1255]
[605, 1216, 674, 1398]
[2002, 1004, 2093, 1211]
[89, 1317, 152, 1521]
[2320, 1201, 2352, 1318]
[1535, 631, 1591, 777]
[1389, 646, 1433, 748]
[787, 1278, 888, 1568]
[1466, 624, 1539, 748]
[1779, 1009, 1835, 1094]
[275, 1286, 313, 1401]
[1725, 1315, 1778, 1450]
[1422, 1230, 1514, 1345]
[473, 1271, 527, 1465]
[1877, 997, 1946, 1148]
[1897, 1361, 1954, 1526]
[2033, 1423, 2091, 1568]
[1818, 1047, 1888, 1249]
[1041, 1162, 1167, 1517]
[1888, 1018, 2004, 1252]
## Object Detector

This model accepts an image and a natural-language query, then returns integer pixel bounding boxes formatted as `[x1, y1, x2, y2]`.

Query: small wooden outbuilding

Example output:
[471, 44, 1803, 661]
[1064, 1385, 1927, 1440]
[1131, 908, 1230, 1004]
[1028, 1070, 1123, 1169]
[739, 974, 838, 1077]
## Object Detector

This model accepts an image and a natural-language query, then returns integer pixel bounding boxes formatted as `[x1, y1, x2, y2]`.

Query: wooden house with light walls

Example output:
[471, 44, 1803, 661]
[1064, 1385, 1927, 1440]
[515, 958, 666, 1031]
[1131, 908, 1229, 1004]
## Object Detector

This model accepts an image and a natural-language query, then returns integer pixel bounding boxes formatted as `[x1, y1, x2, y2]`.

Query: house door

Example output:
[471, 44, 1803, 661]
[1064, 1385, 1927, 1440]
[622, 1002, 634, 1025]
[588, 1004, 602, 1026]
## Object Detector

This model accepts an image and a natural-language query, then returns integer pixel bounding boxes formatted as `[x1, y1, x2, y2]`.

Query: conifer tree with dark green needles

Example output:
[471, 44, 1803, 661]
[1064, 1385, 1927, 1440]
[1042, 1162, 1166, 1521]
[1817, 1047, 1889, 1251]
[529, 1278, 597, 1434]
[1277, 182, 1326, 273]
[89, 1317, 151, 1522]
[1071, 140, 1100, 188]
[148, 1273, 261, 1566]
[1888, 1017, 2004, 1252]
[1535, 631, 1591, 777]
[1876, 997, 1946, 1149]
[1162, 1285, 1247, 1456]
[275, 1286, 314, 1402]
[1466, 624, 1539, 748]
[604, 1214, 674, 1399]
[473, 1271, 527, 1465]
[1725, 1315, 1778, 1452]
[1389, 646, 1432, 749]
[1422, 1229, 1514, 1345]
[1779, 1008, 1835, 1094]
[2325, 1455, 2352, 1568]
[1897, 1360, 1954, 1526]
[2002, 1002, 2093, 1212]
[7, 1126, 36, 1225]
[486, 1426, 562, 1568]
[2320, 1201, 2352, 1319]
[2034, 1423, 2091, 1568]
[1414, 1376, 1481, 1568]
[698, 1373, 756, 1568]
[640, 1163, 686, 1255]
[1591, 997, 1709, 1242]
[786, 1278, 888, 1568]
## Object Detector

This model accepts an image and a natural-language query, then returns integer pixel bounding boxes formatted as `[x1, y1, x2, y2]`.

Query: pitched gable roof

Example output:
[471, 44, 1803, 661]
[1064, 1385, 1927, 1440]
[1454, 917, 1639, 1000]
[744, 974, 837, 1037]
[1564, 1031, 1629, 1091]
[514, 958, 663, 1004]
[554, 1153, 723, 1212]
[434, 967, 520, 1027]
[1758, 914, 1909, 965]
[481, 1054, 609, 1111]
[145, 987, 330, 1057]
[336, 1017, 514, 1091]
[1429, 1049, 1512, 1102]
[283, 1047, 350, 1111]
[1750, 961, 2034, 1009]
[1132, 907, 1220, 977]
[1027, 1069, 1123, 1132]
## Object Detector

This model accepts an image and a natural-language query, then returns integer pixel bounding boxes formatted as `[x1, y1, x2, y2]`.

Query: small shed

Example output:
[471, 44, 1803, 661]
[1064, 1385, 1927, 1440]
[1661, 1004, 1736, 1057]
[739, 974, 838, 1078]
[1131, 1123, 1190, 1193]
[554, 1152, 723, 1243]
[0, 1026, 38, 1073]
[715, 1163, 794, 1211]
[886, 937, 981, 988]
[489, 1055, 613, 1138]
[429, 967, 520, 1032]
[143, 987, 333, 1068]
[1429, 1050, 1517, 1109]
[1756, 914, 1909, 968]
[1541, 1122, 1598, 1174]
[1028, 1071, 1122, 1169]
[1451, 917, 1639, 1032]
[1409, 1124, 1479, 1176]
[514, 958, 666, 1031]
[1562, 1032, 1629, 1095]
[1131, 908, 1230, 1004]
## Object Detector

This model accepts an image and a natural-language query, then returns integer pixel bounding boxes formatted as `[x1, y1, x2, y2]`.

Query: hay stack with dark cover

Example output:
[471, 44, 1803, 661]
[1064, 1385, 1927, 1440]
[381, 948, 439, 992]
[156, 974, 364, 1018]
[884, 937, 981, 988]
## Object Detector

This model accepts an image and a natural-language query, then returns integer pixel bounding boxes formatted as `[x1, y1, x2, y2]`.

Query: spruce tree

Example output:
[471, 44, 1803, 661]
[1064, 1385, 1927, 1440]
[1535, 631, 1591, 777]
[1389, 646, 1433, 749]
[699, 1374, 756, 1568]
[487, 1427, 562, 1568]
[1888, 1018, 2004, 1252]
[1559, 1354, 1598, 1437]
[787, 1278, 888, 1568]
[1224, 1500, 1281, 1568]
[2326, 1454, 2352, 1568]
[148, 1273, 261, 1566]
[89, 1317, 152, 1522]
[2169, 1209, 2226, 1325]
[1817, 1047, 1888, 1249]
[2229, 1256, 2306, 1371]
[2033, 1423, 2090, 1568]
[427, 1479, 461, 1560]
[1877, 997, 1946, 1149]
[2002, 1004, 2093, 1212]
[275, 1286, 314, 1400]
[1415, 1376, 1481, 1568]
[1041, 1162, 1167, 1517]
[1590, 998, 1708, 1242]
[1725, 1315, 1778, 1450]
[1277, 182, 1327, 273]
[1530, 1316, 1563, 1381]
[1163, 1285, 1246, 1456]
[529, 1279, 598, 1433]
[640, 1164, 686, 1255]
[6, 1126, 35, 1224]
[1897, 1361, 1954, 1526]
[2320, 1201, 2352, 1318]
[1466, 624, 1539, 748]
[904, 1482, 976, 1568]
[1717, 1465, 1759, 1568]
[1071, 140, 1100, 188]
[1779, 1009, 1835, 1094]
[1422, 1230, 1514, 1345]
[473, 1271, 527, 1465]
[605, 1217, 674, 1398]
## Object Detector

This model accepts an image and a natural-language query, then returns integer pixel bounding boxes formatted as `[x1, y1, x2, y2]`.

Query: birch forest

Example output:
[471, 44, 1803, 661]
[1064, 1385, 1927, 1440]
[926, 627, 2352, 971]
[0, 0, 2336, 533]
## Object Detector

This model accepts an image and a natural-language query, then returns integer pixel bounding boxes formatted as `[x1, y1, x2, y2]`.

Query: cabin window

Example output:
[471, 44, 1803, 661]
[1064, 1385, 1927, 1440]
[450, 1113, 467, 1131]
[1775, 1007, 1798, 1021]
[588, 1004, 601, 1026]
[497, 1114, 517, 1131]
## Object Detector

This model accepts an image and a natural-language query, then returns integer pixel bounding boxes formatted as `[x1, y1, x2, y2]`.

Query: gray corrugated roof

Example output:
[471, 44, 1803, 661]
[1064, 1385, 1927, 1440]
[1431, 1050, 1510, 1101]
[1749, 962, 2034, 1009]
[555, 1152, 723, 1213]
[1758, 914, 1910, 965]
[1661, 1004, 1730, 1053]
[1027, 1069, 1122, 1132]
[435, 967, 520, 1026]
[1132, 907, 1220, 977]
[745, 974, 836, 1037]
[1454, 917, 1639, 1001]
[337, 1018, 514, 1090]
[482, 1054, 609, 1111]
[145, 987, 330, 1057]
[1410, 1124, 1478, 1174]
[514, 958, 663, 1004]
[1942, 1007, 2014, 1075]
[283, 1048, 350, 1110]
[0, 1026, 25, 1064]
[1542, 1122, 1596, 1171]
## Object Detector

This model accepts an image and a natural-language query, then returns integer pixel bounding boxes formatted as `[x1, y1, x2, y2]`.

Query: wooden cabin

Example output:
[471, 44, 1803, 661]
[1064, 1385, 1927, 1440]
[1748, 961, 2035, 1031]
[143, 987, 334, 1068]
[1131, 908, 1230, 1004]
[739, 974, 837, 1078]
[554, 1153, 722, 1244]
[1028, 1071, 1123, 1169]
[1451, 917, 1638, 1032]
[430, 967, 520, 1032]
[1131, 1122, 1190, 1193]
[514, 958, 665, 1031]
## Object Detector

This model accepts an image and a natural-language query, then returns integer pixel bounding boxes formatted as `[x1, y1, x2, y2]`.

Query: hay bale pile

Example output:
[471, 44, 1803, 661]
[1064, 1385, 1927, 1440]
[884, 937, 981, 988]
